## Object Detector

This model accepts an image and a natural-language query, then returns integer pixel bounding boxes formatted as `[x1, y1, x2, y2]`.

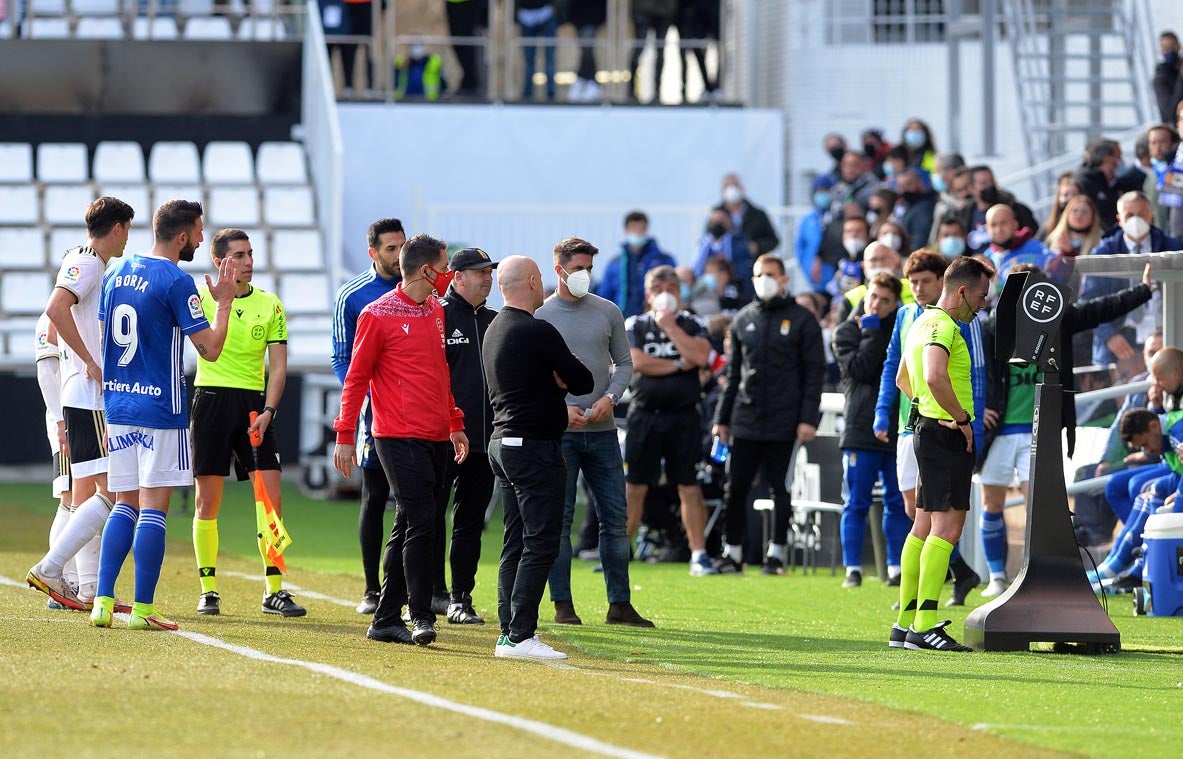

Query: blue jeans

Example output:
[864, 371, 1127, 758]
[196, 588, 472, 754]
[1104, 462, 1170, 525]
[548, 430, 631, 604]
[840, 448, 909, 568]
[519, 15, 558, 99]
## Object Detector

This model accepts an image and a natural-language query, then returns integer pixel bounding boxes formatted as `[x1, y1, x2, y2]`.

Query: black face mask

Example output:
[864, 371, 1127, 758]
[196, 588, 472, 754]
[707, 223, 728, 239]
[828, 146, 846, 162]
[979, 186, 1000, 205]
[901, 191, 923, 204]
[863, 142, 877, 157]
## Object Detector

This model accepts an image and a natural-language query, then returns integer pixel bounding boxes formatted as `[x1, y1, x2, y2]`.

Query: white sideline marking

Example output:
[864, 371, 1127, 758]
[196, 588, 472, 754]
[1, 575, 662, 759]
[122, 573, 828, 721]
[0, 575, 27, 588]
[220, 570, 356, 607]
[973, 723, 1152, 734]
[170, 629, 663, 759]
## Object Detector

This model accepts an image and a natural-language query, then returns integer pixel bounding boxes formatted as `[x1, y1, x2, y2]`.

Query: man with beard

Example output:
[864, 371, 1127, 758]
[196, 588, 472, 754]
[89, 200, 238, 630]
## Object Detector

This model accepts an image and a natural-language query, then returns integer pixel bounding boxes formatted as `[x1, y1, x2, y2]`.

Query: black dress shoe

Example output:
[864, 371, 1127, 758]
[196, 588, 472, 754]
[367, 622, 413, 644]
[411, 618, 437, 646]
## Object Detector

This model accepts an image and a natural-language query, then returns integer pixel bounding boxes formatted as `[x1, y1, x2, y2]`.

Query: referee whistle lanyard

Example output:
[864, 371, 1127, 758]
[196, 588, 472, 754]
[250, 411, 291, 573]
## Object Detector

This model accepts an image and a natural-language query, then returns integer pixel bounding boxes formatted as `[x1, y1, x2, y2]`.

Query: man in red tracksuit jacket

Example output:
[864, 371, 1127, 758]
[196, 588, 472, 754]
[334, 233, 469, 648]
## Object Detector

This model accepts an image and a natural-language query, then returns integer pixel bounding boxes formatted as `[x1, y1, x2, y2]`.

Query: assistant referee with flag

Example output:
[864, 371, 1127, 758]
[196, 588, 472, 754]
[891, 256, 992, 652]
[190, 229, 304, 618]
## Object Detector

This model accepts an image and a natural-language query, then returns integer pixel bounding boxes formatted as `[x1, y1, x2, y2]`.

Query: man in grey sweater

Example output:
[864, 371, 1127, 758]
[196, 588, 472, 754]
[536, 237, 654, 627]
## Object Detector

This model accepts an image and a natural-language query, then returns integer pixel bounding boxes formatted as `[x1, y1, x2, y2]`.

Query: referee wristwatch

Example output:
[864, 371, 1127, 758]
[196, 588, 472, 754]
[605, 392, 620, 407]
[263, 406, 278, 420]
[956, 411, 971, 426]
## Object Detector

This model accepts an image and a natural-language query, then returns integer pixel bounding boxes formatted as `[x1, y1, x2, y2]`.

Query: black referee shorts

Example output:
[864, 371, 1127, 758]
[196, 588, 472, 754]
[913, 416, 974, 512]
[624, 406, 702, 486]
[191, 387, 280, 480]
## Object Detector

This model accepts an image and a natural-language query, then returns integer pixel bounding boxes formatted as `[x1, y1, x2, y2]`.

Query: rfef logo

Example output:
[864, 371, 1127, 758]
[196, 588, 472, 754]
[1022, 282, 1063, 324]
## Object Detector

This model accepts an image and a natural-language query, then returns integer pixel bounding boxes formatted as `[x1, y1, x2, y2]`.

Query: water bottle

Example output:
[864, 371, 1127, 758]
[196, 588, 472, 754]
[710, 436, 730, 464]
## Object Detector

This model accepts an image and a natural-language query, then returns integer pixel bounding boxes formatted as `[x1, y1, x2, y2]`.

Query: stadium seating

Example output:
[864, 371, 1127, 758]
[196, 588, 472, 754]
[98, 185, 151, 225]
[0, 228, 48, 269]
[209, 186, 261, 227]
[256, 142, 307, 183]
[0, 144, 34, 182]
[72, 0, 121, 15]
[74, 17, 124, 39]
[0, 187, 39, 225]
[203, 141, 255, 184]
[93, 142, 146, 184]
[0, 139, 328, 365]
[132, 17, 179, 40]
[237, 17, 286, 41]
[23, 17, 72, 39]
[44, 185, 95, 225]
[1, 272, 54, 314]
[183, 16, 234, 41]
[37, 144, 88, 183]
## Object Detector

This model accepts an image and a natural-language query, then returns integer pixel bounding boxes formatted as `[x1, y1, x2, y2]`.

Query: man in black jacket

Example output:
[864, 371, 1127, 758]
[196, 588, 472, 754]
[832, 273, 909, 589]
[959, 166, 1039, 254]
[433, 247, 498, 625]
[717, 174, 780, 258]
[484, 256, 593, 660]
[1154, 31, 1183, 124]
[712, 254, 826, 574]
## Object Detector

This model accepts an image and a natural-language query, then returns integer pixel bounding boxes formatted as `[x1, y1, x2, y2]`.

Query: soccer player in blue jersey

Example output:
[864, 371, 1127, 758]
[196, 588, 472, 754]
[89, 200, 237, 630]
[331, 217, 406, 613]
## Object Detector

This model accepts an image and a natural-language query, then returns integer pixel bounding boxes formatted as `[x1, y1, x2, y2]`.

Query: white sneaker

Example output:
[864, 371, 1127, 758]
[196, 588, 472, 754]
[583, 80, 602, 102]
[495, 634, 568, 660]
[982, 578, 1009, 598]
[567, 78, 587, 103]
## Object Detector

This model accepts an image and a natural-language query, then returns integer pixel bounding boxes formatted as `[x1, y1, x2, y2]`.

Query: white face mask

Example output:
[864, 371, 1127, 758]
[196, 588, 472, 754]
[651, 292, 678, 314]
[563, 268, 590, 299]
[880, 232, 902, 252]
[753, 274, 781, 301]
[864, 266, 893, 280]
[1123, 215, 1151, 242]
[843, 237, 867, 258]
[722, 185, 743, 205]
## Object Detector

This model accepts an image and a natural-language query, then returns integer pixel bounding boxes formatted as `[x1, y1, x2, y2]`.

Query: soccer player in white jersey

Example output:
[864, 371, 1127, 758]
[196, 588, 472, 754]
[33, 315, 78, 609]
[89, 200, 237, 630]
[27, 197, 134, 610]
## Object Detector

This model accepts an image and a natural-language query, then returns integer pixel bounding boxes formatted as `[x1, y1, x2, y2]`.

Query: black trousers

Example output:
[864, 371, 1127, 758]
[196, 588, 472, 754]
[489, 437, 565, 642]
[724, 437, 795, 548]
[340, 2, 374, 90]
[372, 438, 447, 627]
[432, 450, 495, 602]
[446, 0, 481, 94]
[359, 465, 391, 594]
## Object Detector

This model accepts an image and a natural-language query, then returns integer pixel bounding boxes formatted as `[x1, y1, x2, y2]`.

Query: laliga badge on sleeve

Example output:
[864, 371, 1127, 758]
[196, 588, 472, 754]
[780, 320, 791, 336]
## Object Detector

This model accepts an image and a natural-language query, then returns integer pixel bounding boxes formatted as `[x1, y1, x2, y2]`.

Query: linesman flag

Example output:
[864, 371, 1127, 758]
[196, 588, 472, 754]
[249, 411, 291, 572]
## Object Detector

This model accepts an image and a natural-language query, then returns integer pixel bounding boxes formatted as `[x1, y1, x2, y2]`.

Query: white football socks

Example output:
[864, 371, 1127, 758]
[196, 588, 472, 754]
[40, 492, 113, 577]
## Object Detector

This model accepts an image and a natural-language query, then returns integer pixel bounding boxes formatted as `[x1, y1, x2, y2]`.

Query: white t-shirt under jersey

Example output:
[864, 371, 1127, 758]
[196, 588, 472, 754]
[54, 246, 105, 411]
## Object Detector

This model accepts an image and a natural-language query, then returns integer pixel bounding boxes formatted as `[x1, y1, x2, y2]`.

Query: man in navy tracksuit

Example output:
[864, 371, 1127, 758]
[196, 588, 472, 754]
[433, 247, 499, 625]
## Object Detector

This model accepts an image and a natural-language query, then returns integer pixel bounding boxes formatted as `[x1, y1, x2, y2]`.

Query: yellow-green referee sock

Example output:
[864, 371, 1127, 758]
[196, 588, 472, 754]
[895, 534, 924, 629]
[193, 518, 219, 594]
[259, 535, 282, 595]
[913, 535, 955, 632]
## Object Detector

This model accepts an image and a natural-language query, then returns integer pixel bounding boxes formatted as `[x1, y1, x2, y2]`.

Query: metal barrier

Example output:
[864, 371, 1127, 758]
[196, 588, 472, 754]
[301, 0, 344, 296]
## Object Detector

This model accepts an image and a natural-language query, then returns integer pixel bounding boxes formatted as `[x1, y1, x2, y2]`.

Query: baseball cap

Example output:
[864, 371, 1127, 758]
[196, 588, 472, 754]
[449, 247, 498, 272]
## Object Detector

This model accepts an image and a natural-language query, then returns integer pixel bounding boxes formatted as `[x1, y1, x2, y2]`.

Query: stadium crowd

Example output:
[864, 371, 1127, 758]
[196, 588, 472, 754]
[21, 76, 1183, 654]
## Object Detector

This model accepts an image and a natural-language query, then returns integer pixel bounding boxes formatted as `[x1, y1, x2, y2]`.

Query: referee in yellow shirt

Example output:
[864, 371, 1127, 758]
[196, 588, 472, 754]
[891, 256, 992, 652]
[190, 229, 304, 617]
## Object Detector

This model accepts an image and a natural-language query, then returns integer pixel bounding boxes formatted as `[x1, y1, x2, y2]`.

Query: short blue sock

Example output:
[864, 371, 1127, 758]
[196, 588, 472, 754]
[132, 509, 168, 606]
[980, 510, 1007, 577]
[96, 503, 138, 599]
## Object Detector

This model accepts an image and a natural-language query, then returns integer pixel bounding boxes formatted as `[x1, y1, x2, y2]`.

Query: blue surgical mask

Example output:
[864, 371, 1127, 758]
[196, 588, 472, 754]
[904, 129, 926, 149]
[626, 234, 647, 249]
[932, 174, 947, 193]
[939, 236, 965, 258]
[701, 272, 718, 291]
[812, 191, 832, 210]
[883, 163, 896, 177]
[680, 282, 692, 302]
